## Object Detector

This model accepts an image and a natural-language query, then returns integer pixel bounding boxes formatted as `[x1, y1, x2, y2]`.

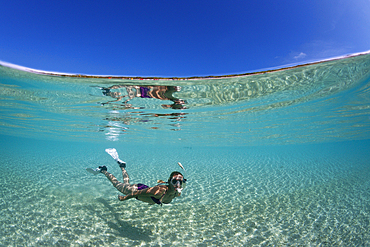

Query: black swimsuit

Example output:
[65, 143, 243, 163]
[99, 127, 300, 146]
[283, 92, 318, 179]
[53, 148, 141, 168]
[136, 183, 162, 205]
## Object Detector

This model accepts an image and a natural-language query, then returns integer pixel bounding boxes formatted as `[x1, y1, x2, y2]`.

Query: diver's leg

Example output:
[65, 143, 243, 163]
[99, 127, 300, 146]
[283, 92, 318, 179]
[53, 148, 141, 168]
[102, 148, 138, 195]
[119, 164, 139, 193]
[100, 165, 138, 195]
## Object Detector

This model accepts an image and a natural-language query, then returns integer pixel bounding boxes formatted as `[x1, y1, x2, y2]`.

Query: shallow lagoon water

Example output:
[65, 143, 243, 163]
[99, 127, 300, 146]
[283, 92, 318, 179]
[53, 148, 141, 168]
[1, 53, 370, 246]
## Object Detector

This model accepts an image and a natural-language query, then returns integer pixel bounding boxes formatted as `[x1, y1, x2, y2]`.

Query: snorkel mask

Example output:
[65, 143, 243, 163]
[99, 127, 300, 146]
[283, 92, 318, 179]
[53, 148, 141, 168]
[168, 163, 187, 193]
[171, 176, 186, 193]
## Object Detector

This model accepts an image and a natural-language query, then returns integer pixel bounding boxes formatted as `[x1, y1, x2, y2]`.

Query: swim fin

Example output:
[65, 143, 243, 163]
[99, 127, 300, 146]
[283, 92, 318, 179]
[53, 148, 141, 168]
[86, 167, 101, 175]
[105, 148, 125, 166]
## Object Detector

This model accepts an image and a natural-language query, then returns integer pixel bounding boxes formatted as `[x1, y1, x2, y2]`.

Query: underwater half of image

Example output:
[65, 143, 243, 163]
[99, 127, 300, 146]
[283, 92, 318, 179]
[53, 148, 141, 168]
[0, 136, 369, 246]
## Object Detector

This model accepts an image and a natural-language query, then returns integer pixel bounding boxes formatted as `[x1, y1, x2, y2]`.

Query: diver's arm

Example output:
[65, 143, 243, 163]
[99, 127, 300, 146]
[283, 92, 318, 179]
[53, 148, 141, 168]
[118, 186, 166, 201]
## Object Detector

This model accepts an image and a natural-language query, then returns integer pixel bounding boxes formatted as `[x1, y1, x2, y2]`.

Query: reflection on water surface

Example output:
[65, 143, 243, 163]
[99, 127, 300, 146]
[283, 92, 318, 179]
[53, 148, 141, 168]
[0, 52, 370, 145]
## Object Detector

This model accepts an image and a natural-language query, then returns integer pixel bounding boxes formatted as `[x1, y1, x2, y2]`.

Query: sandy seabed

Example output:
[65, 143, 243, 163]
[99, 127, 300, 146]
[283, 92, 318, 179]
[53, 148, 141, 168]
[0, 138, 369, 246]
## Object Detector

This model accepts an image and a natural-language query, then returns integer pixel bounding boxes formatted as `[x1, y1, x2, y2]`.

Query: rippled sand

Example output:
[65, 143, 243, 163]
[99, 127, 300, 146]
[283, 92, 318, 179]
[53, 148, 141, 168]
[0, 138, 369, 246]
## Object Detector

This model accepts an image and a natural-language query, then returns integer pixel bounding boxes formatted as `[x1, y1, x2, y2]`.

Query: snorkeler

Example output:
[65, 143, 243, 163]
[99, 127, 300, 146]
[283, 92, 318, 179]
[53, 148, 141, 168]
[100, 85, 186, 109]
[86, 148, 186, 206]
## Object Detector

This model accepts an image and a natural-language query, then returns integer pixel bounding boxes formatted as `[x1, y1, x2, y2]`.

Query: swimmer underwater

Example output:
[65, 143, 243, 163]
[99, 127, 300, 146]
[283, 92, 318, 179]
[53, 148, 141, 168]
[86, 148, 186, 206]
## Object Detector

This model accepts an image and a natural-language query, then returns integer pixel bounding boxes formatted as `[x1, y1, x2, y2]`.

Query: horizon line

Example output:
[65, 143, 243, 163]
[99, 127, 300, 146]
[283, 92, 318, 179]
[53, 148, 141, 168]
[1, 50, 369, 81]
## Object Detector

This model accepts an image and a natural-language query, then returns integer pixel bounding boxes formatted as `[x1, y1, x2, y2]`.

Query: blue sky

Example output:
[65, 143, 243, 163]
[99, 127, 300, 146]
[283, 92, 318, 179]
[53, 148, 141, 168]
[1, 0, 369, 77]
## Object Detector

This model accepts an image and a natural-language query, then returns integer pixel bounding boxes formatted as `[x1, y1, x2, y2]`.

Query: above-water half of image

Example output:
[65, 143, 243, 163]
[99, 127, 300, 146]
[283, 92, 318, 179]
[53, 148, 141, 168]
[1, 51, 370, 146]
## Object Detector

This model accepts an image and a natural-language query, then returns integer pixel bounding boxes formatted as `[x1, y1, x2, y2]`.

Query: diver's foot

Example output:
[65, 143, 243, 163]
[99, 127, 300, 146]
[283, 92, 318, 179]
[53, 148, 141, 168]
[86, 166, 107, 175]
[117, 161, 126, 168]
[98, 166, 107, 172]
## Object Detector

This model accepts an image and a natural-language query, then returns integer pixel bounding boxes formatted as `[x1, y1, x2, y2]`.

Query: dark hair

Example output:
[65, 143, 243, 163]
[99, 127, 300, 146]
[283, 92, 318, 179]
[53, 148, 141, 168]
[168, 171, 183, 182]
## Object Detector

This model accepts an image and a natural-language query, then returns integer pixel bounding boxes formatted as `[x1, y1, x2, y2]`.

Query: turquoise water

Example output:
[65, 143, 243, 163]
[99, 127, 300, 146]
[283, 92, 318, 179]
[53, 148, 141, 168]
[1, 53, 370, 246]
